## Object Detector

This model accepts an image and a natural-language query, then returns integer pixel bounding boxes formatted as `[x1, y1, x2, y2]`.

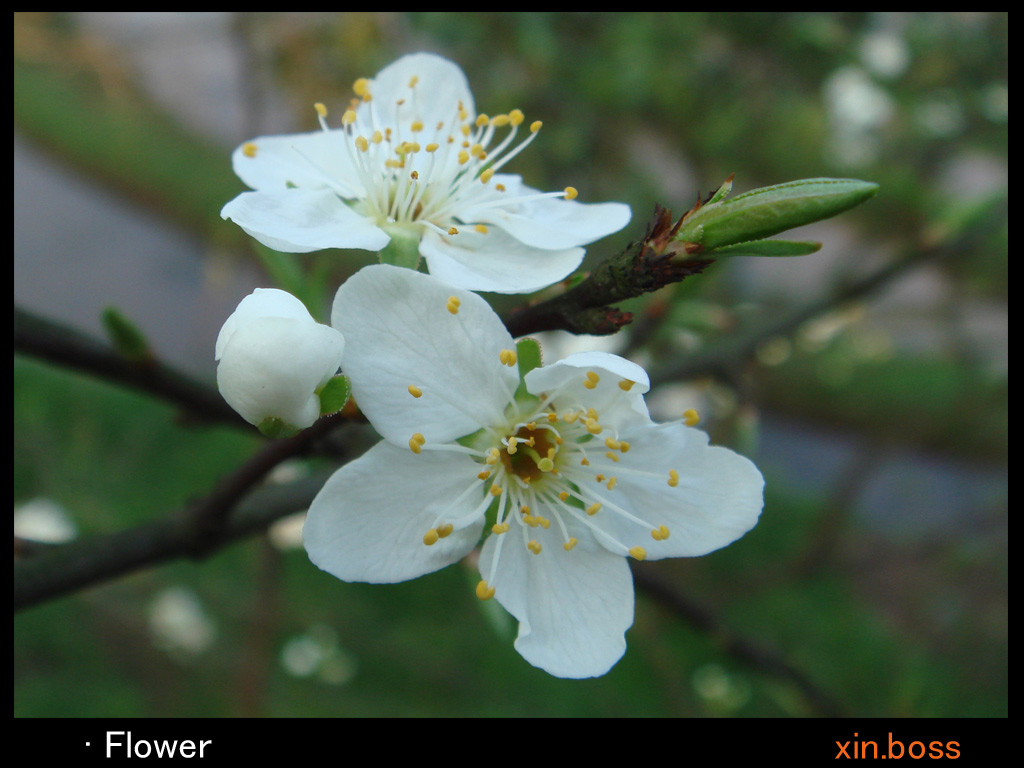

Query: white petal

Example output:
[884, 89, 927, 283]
[215, 287, 320, 361]
[331, 264, 518, 445]
[216, 317, 344, 428]
[419, 227, 585, 294]
[479, 521, 634, 678]
[602, 424, 764, 559]
[366, 53, 475, 135]
[230, 131, 364, 198]
[221, 189, 390, 254]
[467, 175, 632, 250]
[526, 351, 653, 430]
[303, 441, 485, 583]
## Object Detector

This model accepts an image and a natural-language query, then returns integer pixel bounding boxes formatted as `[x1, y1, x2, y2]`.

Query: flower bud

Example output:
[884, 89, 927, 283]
[674, 178, 879, 252]
[215, 289, 345, 434]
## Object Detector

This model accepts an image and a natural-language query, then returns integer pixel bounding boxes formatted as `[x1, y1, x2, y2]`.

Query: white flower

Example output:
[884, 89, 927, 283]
[215, 288, 344, 433]
[303, 265, 763, 678]
[221, 52, 631, 294]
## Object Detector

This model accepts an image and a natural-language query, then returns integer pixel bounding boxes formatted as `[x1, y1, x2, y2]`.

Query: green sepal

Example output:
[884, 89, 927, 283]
[101, 306, 153, 364]
[705, 175, 734, 206]
[708, 239, 823, 258]
[675, 178, 879, 251]
[317, 374, 351, 417]
[256, 417, 302, 439]
[512, 337, 543, 403]
[378, 227, 421, 270]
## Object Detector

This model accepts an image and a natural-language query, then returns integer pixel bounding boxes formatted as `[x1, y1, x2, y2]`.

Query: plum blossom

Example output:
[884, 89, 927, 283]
[302, 265, 763, 678]
[215, 288, 344, 434]
[221, 53, 631, 294]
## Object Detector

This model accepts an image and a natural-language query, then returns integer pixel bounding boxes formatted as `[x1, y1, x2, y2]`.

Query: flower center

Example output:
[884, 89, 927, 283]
[309, 69, 579, 238]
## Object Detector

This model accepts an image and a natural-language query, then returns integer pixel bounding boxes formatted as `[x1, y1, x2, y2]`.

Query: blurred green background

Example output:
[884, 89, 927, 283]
[14, 12, 1007, 717]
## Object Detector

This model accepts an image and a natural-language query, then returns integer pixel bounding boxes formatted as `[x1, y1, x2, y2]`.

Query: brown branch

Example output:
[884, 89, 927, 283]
[632, 565, 846, 717]
[503, 205, 713, 337]
[13, 468, 335, 612]
[14, 305, 244, 428]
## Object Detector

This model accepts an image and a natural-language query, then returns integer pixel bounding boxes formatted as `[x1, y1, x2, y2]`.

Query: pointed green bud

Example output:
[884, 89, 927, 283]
[709, 239, 823, 257]
[675, 178, 879, 252]
[101, 306, 153, 364]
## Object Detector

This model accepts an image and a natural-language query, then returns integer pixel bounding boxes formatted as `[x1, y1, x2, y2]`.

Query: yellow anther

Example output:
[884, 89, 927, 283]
[486, 448, 500, 465]
[446, 296, 461, 314]
[410, 120, 424, 132]
[409, 433, 425, 453]
[509, 109, 525, 126]
[619, 441, 631, 453]
[476, 580, 496, 600]
[629, 546, 648, 561]
[423, 529, 439, 546]
[410, 170, 419, 181]
[580, 457, 590, 466]
[474, 224, 489, 234]
[523, 514, 537, 527]
[425, 142, 439, 152]
[477, 470, 491, 481]
[530, 120, 543, 133]
[604, 437, 621, 450]
[605, 451, 620, 462]
[559, 491, 570, 501]
[585, 419, 603, 435]
[683, 408, 700, 427]
[475, 113, 489, 127]
[587, 408, 599, 420]
[408, 384, 423, 398]
[651, 525, 671, 541]
[668, 469, 680, 488]
[506, 436, 518, 455]
[619, 379, 635, 391]
[342, 109, 357, 126]
[371, 130, 383, 144]
[436, 523, 454, 539]
[563, 538, 578, 552]
[495, 183, 506, 192]
[527, 540, 542, 555]
[407, 75, 419, 88]
[537, 457, 555, 472]
[490, 484, 503, 497]
[586, 502, 602, 516]
[491, 522, 510, 534]
[314, 102, 328, 118]
[242, 142, 258, 158]
[355, 135, 369, 152]
[606, 477, 618, 490]
[490, 113, 510, 127]
[457, 150, 470, 165]
[564, 186, 579, 200]
[499, 349, 518, 367]
[353, 78, 370, 97]
[480, 168, 494, 184]
[537, 516, 551, 529]
[595, 474, 605, 482]
[448, 227, 459, 235]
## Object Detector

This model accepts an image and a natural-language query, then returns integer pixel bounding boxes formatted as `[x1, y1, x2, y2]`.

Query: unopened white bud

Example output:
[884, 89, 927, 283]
[215, 288, 345, 432]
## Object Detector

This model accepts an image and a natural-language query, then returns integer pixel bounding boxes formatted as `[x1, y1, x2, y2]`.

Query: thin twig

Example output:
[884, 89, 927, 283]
[14, 306, 243, 428]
